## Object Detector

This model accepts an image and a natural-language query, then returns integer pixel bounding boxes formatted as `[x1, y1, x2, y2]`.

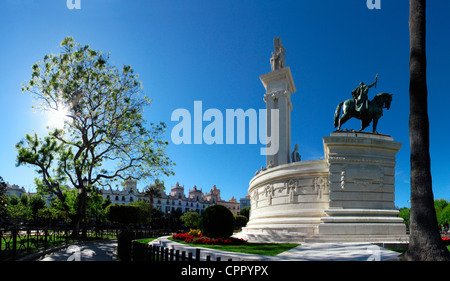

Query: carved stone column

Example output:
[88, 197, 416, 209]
[260, 67, 296, 166]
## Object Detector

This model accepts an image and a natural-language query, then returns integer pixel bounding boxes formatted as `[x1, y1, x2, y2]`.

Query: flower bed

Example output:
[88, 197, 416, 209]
[442, 236, 450, 245]
[172, 232, 247, 245]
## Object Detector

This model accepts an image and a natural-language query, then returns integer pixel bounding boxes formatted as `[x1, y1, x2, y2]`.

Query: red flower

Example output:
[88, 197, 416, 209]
[172, 232, 247, 245]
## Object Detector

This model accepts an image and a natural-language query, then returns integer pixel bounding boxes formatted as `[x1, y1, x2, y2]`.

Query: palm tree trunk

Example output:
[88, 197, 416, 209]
[404, 0, 450, 260]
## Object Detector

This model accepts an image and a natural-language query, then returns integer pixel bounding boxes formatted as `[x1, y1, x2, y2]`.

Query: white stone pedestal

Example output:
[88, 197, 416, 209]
[316, 132, 408, 242]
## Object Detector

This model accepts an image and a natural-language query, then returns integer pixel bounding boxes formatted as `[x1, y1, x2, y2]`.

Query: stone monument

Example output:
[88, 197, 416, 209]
[261, 37, 296, 167]
[235, 38, 407, 244]
[318, 131, 407, 242]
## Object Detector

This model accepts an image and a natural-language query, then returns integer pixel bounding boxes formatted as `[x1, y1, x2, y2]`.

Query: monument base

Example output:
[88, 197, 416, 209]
[236, 132, 408, 244]
[315, 132, 408, 243]
[236, 160, 329, 243]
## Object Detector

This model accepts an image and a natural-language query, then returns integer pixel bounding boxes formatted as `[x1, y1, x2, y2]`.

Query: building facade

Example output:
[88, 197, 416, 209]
[101, 180, 241, 215]
[5, 183, 27, 198]
[3, 180, 243, 216]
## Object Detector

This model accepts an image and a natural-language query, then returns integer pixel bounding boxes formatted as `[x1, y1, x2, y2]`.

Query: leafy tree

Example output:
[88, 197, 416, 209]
[0, 177, 7, 213]
[107, 204, 141, 227]
[20, 194, 29, 206]
[234, 214, 248, 230]
[144, 179, 164, 212]
[149, 208, 164, 229]
[86, 191, 110, 225]
[8, 195, 20, 206]
[405, 0, 450, 260]
[398, 207, 411, 230]
[50, 188, 78, 223]
[180, 210, 201, 229]
[16, 37, 174, 237]
[440, 205, 450, 229]
[29, 194, 47, 224]
[129, 199, 151, 226]
[434, 199, 448, 211]
[239, 206, 250, 219]
[5, 196, 32, 226]
[37, 207, 61, 227]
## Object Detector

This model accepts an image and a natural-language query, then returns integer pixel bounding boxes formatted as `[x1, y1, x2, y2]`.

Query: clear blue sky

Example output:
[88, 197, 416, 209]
[1, 0, 449, 208]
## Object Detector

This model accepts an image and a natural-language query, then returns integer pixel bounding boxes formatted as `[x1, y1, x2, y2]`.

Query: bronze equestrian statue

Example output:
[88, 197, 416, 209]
[334, 74, 392, 134]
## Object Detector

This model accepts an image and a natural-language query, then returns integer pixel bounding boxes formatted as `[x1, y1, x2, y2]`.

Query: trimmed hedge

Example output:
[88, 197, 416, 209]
[200, 205, 234, 238]
[107, 204, 141, 226]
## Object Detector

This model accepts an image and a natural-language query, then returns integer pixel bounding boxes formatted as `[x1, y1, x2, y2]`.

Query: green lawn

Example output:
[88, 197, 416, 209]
[167, 237, 299, 256]
[134, 238, 156, 244]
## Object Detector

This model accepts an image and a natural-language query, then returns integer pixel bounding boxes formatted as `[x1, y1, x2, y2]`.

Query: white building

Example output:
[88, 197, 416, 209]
[5, 183, 27, 198]
[101, 180, 240, 215]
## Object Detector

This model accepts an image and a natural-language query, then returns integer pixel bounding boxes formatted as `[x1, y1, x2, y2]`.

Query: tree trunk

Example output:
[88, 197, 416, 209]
[404, 0, 450, 261]
[72, 192, 86, 238]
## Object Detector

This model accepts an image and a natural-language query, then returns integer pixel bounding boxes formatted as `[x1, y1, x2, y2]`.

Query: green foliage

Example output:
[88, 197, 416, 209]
[200, 205, 234, 238]
[180, 210, 201, 229]
[435, 199, 450, 227]
[398, 207, 410, 229]
[16, 36, 175, 231]
[0, 177, 7, 214]
[5, 196, 32, 225]
[441, 205, 450, 228]
[401, 199, 450, 231]
[107, 204, 141, 226]
[29, 195, 46, 215]
[239, 206, 250, 219]
[129, 200, 151, 225]
[7, 195, 20, 206]
[233, 214, 248, 230]
[51, 188, 78, 220]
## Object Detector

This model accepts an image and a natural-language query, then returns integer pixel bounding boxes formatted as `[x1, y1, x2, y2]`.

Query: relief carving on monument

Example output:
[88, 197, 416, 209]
[338, 164, 385, 191]
[264, 184, 275, 205]
[263, 89, 289, 102]
[286, 178, 298, 203]
[314, 176, 329, 199]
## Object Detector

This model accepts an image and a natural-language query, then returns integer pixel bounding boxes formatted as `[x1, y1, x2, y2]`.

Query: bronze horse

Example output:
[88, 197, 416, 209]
[334, 92, 392, 134]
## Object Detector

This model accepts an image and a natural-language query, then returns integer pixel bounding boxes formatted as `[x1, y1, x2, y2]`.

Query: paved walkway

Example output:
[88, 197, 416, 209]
[37, 240, 117, 261]
[35, 237, 402, 261]
[150, 236, 402, 261]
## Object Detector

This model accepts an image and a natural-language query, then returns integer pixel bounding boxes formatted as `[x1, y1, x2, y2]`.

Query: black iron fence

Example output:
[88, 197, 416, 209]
[132, 241, 232, 262]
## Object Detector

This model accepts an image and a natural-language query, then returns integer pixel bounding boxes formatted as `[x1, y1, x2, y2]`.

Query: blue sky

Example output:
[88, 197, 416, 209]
[1, 0, 449, 208]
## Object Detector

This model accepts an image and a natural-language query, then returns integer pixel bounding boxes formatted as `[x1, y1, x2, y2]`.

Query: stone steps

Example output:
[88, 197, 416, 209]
[304, 234, 409, 244]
